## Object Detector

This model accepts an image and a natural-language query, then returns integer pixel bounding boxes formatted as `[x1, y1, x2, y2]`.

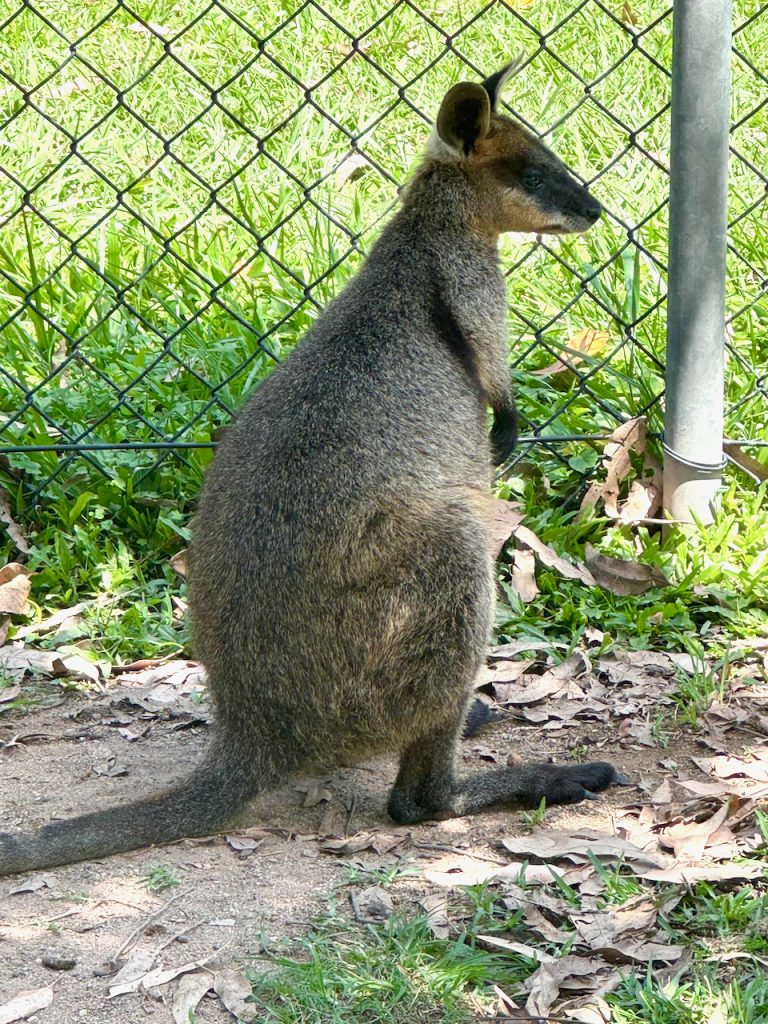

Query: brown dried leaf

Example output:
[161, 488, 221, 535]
[650, 778, 673, 805]
[420, 893, 450, 939]
[492, 654, 589, 707]
[107, 951, 157, 996]
[0, 566, 31, 616]
[212, 969, 256, 1022]
[321, 831, 409, 857]
[618, 474, 663, 524]
[501, 887, 571, 943]
[655, 798, 735, 861]
[572, 897, 658, 948]
[15, 602, 88, 640]
[525, 956, 621, 1019]
[0, 490, 30, 555]
[0, 986, 54, 1024]
[511, 548, 539, 603]
[8, 873, 54, 895]
[532, 329, 610, 380]
[639, 861, 763, 883]
[618, 717, 656, 747]
[476, 934, 557, 962]
[172, 972, 212, 1024]
[476, 658, 534, 688]
[579, 418, 647, 518]
[514, 525, 596, 586]
[694, 748, 768, 784]
[621, 1, 639, 26]
[225, 834, 266, 853]
[491, 500, 524, 558]
[501, 831, 665, 870]
[585, 545, 669, 596]
[424, 856, 592, 888]
[489, 640, 568, 659]
[334, 152, 371, 186]
[0, 684, 20, 704]
[355, 886, 393, 922]
[169, 549, 188, 578]
[295, 778, 334, 807]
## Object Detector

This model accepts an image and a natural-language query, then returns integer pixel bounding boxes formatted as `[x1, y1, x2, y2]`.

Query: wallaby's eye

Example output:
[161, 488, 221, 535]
[522, 170, 544, 191]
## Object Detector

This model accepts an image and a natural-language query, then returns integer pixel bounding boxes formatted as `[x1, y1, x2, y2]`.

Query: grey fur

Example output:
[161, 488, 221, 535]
[0, 66, 619, 876]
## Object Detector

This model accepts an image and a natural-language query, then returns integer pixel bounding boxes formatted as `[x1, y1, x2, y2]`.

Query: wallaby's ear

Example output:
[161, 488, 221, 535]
[481, 56, 523, 111]
[436, 82, 491, 156]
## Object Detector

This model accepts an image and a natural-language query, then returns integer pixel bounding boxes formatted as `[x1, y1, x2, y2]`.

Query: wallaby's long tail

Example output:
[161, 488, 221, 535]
[0, 743, 271, 876]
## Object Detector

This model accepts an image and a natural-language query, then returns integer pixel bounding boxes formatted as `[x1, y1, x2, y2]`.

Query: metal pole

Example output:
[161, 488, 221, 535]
[663, 0, 731, 523]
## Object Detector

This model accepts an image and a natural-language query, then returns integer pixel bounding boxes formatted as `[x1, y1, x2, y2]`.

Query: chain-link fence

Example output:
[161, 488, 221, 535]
[0, 0, 765, 507]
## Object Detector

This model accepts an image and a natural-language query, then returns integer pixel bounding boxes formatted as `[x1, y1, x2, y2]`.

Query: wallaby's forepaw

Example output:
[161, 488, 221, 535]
[462, 698, 505, 738]
[525, 761, 625, 808]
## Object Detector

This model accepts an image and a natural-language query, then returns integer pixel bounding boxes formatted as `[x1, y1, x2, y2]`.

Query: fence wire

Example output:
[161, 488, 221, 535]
[0, 0, 765, 503]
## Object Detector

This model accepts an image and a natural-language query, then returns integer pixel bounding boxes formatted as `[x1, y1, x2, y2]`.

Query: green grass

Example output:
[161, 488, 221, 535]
[249, 906, 536, 1023]
[246, 870, 768, 1024]
[141, 862, 181, 895]
[1, 1, 767, 664]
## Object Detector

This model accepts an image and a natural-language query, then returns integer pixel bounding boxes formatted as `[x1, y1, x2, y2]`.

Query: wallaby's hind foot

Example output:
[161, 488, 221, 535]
[389, 712, 627, 824]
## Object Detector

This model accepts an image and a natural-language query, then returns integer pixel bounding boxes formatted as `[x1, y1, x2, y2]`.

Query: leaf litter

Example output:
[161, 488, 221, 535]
[417, 676, 768, 1019]
[423, 784, 765, 1018]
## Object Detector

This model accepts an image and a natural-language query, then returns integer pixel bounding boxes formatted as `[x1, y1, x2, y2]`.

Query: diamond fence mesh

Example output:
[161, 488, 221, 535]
[0, 0, 765, 507]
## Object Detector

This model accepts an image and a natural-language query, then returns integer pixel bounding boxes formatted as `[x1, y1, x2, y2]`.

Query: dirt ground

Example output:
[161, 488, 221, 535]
[0, 675, 753, 1024]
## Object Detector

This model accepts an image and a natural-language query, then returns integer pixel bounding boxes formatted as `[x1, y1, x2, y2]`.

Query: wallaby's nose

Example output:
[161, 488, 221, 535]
[583, 197, 602, 223]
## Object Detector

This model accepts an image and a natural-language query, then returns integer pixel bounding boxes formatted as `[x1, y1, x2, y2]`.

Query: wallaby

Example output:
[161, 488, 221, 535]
[0, 61, 623, 876]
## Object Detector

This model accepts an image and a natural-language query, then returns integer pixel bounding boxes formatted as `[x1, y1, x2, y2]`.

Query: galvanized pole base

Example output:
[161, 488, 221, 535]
[663, 0, 732, 524]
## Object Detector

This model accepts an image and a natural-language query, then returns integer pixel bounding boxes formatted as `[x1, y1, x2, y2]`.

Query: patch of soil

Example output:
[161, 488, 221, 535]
[0, 687, 738, 1024]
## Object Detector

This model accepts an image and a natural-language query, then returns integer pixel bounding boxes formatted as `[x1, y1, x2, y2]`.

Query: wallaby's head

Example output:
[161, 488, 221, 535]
[428, 60, 602, 237]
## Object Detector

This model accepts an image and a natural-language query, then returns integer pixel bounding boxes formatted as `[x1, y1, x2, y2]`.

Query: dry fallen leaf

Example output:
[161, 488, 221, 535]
[295, 778, 334, 808]
[15, 601, 88, 640]
[491, 500, 524, 558]
[320, 831, 409, 857]
[525, 955, 621, 1019]
[107, 951, 157, 997]
[638, 861, 764, 884]
[491, 654, 589, 707]
[172, 971, 213, 1024]
[334, 151, 371, 186]
[356, 885, 394, 922]
[213, 968, 257, 1023]
[8, 874, 55, 896]
[501, 831, 665, 870]
[514, 525, 597, 586]
[0, 564, 31, 616]
[617, 472, 663, 524]
[511, 548, 539, 603]
[225, 834, 267, 853]
[618, 717, 656, 748]
[694, 748, 768, 784]
[476, 933, 557, 962]
[533, 328, 610, 380]
[169, 549, 188, 577]
[580, 418, 647, 519]
[585, 545, 669, 596]
[0, 986, 54, 1024]
[621, 1, 639, 26]
[0, 490, 30, 555]
[419, 893, 450, 939]
[424, 856, 591, 889]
